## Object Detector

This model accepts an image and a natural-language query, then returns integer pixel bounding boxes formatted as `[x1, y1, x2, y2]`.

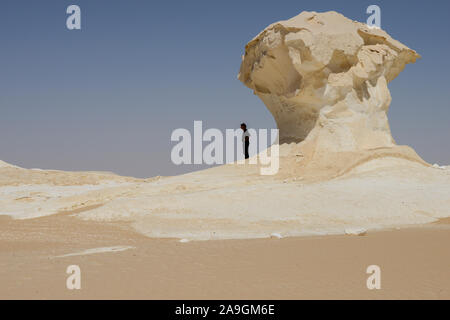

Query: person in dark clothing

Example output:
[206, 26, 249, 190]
[241, 123, 250, 159]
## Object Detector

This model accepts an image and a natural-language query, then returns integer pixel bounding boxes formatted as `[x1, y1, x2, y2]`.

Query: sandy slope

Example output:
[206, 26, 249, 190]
[1, 144, 449, 240]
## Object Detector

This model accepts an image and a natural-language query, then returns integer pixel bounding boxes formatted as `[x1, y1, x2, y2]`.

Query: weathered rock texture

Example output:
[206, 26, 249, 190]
[239, 11, 420, 155]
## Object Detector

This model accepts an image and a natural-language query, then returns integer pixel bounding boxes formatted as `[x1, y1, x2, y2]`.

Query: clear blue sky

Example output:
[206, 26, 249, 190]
[1, 0, 449, 177]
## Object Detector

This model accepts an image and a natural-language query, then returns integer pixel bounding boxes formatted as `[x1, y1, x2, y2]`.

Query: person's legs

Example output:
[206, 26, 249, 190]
[245, 141, 250, 159]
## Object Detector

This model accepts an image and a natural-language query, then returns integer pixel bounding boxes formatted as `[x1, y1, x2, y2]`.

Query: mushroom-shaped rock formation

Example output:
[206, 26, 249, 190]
[239, 11, 425, 177]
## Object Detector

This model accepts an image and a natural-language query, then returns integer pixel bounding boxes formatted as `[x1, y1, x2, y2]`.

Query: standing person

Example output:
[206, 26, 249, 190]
[241, 123, 250, 159]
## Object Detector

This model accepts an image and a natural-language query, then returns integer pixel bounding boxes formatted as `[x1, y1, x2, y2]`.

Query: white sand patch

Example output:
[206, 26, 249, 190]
[345, 228, 367, 236]
[53, 246, 135, 258]
[433, 164, 448, 170]
[270, 233, 284, 239]
[348, 157, 426, 175]
[0, 182, 136, 219]
[75, 163, 450, 240]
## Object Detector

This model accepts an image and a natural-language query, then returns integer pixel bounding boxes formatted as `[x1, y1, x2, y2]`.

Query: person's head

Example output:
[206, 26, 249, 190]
[240, 123, 247, 131]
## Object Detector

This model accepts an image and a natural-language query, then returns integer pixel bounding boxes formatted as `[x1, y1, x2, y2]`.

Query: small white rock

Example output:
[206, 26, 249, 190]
[345, 228, 367, 236]
[179, 239, 190, 243]
[270, 233, 283, 239]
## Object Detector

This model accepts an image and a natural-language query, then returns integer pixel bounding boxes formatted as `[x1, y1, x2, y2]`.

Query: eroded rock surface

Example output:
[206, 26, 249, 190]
[239, 11, 420, 154]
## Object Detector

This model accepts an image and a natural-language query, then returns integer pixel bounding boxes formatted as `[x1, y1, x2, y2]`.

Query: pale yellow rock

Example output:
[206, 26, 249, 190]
[238, 11, 420, 154]
[0, 160, 18, 169]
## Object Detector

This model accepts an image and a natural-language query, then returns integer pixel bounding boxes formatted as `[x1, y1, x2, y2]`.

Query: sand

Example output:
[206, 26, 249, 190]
[0, 209, 448, 300]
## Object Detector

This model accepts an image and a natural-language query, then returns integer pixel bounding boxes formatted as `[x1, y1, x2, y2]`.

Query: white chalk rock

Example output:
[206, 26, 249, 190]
[0, 160, 20, 169]
[270, 233, 284, 239]
[345, 228, 367, 236]
[239, 11, 420, 153]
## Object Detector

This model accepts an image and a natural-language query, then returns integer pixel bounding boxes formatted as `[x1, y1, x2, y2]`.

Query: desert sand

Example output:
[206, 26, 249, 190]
[1, 11, 449, 299]
[0, 210, 449, 299]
